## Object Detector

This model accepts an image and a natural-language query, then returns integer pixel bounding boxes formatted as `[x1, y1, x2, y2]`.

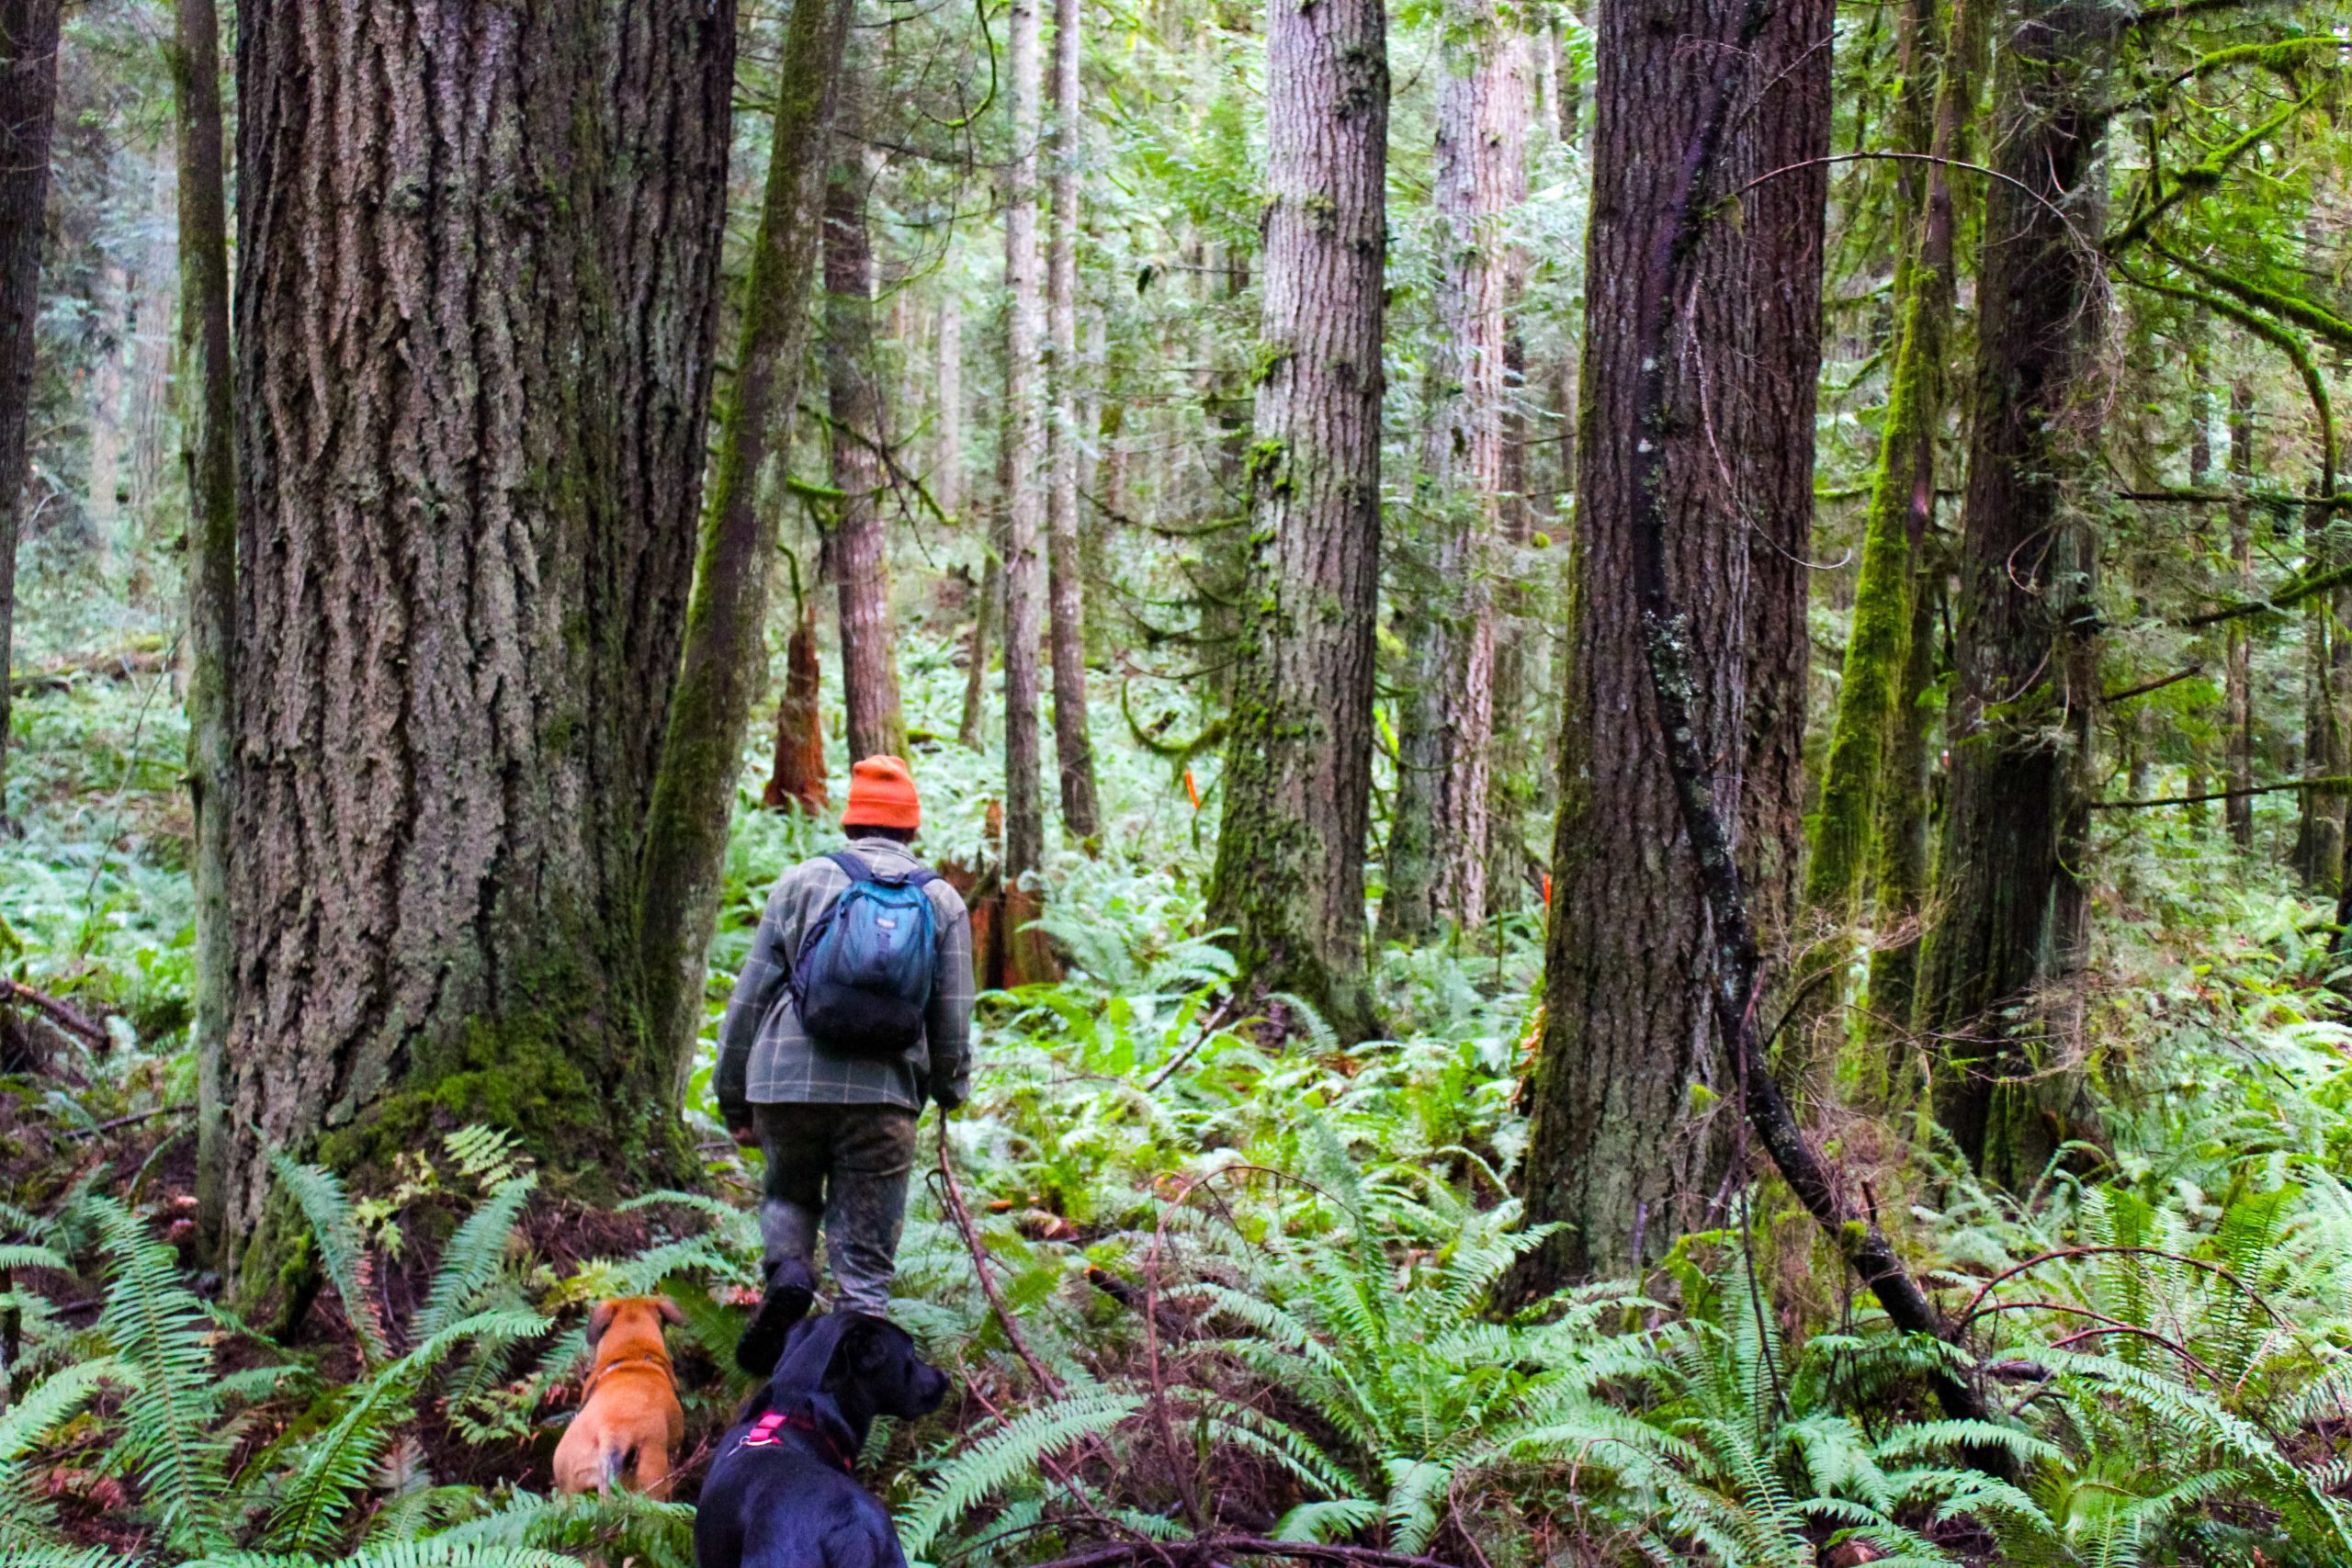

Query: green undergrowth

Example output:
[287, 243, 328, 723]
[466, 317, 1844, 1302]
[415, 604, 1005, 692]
[11, 670, 2352, 1565]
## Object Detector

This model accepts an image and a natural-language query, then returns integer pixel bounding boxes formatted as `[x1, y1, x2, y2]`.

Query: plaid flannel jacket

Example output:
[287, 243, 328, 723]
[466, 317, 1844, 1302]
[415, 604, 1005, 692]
[714, 838, 976, 1119]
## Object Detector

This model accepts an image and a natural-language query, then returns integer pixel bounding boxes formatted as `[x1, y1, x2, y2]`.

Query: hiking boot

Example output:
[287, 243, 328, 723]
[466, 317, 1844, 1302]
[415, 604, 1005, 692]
[736, 1258, 817, 1377]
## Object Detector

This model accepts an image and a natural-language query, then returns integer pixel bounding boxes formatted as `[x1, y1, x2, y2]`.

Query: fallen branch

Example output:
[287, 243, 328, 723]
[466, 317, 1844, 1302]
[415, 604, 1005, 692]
[60, 1105, 191, 1140]
[0, 980, 110, 1046]
[932, 1127, 1066, 1397]
[2087, 773, 2352, 810]
[1022, 1535, 1456, 1568]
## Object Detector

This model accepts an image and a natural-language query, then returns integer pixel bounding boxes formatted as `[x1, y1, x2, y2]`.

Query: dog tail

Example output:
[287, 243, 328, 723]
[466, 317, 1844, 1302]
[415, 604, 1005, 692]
[601, 1444, 629, 1495]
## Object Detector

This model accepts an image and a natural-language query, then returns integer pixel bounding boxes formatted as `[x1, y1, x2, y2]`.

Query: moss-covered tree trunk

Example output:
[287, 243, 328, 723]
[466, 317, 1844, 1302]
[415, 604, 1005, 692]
[173, 0, 240, 1258]
[634, 0, 853, 1098]
[1915, 0, 2120, 1188]
[219, 0, 741, 1270]
[1509, 0, 1828, 1286]
[1003, 0, 1048, 885]
[1793, 0, 1984, 1080]
[2226, 384, 2255, 848]
[1204, 0, 1388, 1042]
[1863, 561, 1942, 1059]
[1044, 0, 1101, 843]
[1383, 0, 1525, 942]
[0, 0, 62, 821]
[823, 60, 910, 764]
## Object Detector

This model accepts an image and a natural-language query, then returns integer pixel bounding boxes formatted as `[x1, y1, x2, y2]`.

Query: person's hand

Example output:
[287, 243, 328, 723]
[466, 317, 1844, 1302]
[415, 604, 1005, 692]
[725, 1111, 758, 1148]
[933, 1092, 966, 1119]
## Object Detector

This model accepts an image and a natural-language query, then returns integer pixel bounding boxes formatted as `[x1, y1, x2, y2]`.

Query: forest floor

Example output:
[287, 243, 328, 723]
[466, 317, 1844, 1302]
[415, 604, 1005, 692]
[8, 634, 2352, 1567]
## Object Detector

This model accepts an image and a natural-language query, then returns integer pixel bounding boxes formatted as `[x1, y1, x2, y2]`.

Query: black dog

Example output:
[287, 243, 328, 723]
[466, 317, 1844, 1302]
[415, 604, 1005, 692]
[695, 1313, 950, 1568]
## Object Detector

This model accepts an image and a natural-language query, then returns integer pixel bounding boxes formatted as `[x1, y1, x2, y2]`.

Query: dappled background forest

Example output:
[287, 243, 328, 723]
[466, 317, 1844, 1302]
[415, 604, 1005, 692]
[3, 0, 2352, 1562]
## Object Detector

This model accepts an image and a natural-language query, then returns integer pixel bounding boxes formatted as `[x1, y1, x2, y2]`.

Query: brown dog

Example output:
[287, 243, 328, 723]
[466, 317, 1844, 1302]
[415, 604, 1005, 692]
[553, 1295, 687, 1498]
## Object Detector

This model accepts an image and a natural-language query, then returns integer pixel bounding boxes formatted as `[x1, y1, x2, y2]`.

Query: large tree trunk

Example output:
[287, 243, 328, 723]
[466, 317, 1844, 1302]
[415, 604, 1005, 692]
[1204, 0, 1388, 1042]
[1914, 0, 2120, 1188]
[2226, 384, 2255, 849]
[1509, 0, 1829, 1285]
[634, 0, 850, 1094]
[1383, 0, 1525, 942]
[763, 569, 829, 815]
[0, 0, 62, 819]
[220, 0, 741, 1276]
[824, 62, 909, 764]
[175, 0, 240, 1259]
[1002, 0, 1048, 885]
[1044, 0, 1102, 843]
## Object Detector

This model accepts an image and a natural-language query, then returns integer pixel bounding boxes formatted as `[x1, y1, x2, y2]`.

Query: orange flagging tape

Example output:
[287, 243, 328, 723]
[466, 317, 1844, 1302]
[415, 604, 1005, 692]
[1183, 768, 1202, 810]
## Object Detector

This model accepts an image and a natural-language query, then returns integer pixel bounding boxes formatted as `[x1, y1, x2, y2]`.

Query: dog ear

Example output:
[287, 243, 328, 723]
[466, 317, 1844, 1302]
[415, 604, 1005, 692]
[585, 1300, 618, 1348]
[652, 1294, 684, 1327]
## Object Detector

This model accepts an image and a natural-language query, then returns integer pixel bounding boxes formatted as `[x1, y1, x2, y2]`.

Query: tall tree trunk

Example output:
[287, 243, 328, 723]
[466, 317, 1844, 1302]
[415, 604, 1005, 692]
[634, 0, 850, 1097]
[937, 292, 964, 524]
[1002, 0, 1048, 885]
[1509, 0, 1829, 1285]
[1914, 0, 2120, 1188]
[1044, 0, 1101, 841]
[824, 64, 909, 763]
[960, 534, 1001, 750]
[1383, 0, 1525, 942]
[175, 0, 240, 1261]
[1864, 561, 1942, 1058]
[221, 0, 741, 1280]
[2226, 384, 2255, 848]
[1204, 0, 1388, 1041]
[86, 264, 128, 553]
[1794, 0, 1984, 1076]
[0, 0, 62, 819]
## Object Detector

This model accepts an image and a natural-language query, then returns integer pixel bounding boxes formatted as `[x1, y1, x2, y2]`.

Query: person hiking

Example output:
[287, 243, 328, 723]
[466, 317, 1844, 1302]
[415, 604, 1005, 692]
[716, 755, 975, 1375]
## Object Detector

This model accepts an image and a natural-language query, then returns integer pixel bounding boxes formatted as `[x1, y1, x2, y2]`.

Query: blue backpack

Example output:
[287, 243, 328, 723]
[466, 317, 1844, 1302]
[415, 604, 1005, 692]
[789, 851, 941, 1057]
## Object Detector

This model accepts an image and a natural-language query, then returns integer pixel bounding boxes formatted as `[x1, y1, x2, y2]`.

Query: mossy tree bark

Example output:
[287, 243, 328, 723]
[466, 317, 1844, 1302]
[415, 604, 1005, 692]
[1793, 0, 1984, 1080]
[1204, 0, 1388, 1043]
[635, 0, 853, 1096]
[0, 0, 62, 821]
[2226, 384, 2255, 848]
[1915, 0, 2121, 1188]
[1509, 0, 1828, 1285]
[173, 0, 239, 1259]
[1864, 561, 1943, 1060]
[220, 0, 741, 1269]
[823, 56, 910, 764]
[1003, 0, 1049, 886]
[1044, 0, 1101, 843]
[1384, 0, 1526, 942]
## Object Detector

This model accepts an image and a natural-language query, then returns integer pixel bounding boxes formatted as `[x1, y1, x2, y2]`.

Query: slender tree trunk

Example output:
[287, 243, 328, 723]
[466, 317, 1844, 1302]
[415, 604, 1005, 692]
[0, 0, 62, 819]
[1383, 0, 1524, 942]
[1002, 0, 1048, 886]
[86, 264, 128, 551]
[2226, 384, 2255, 848]
[1044, 0, 1101, 841]
[1204, 0, 1388, 1041]
[1915, 0, 2120, 1188]
[960, 536, 1001, 750]
[1509, 0, 1829, 1285]
[634, 0, 848, 1098]
[937, 293, 964, 524]
[763, 572, 829, 814]
[824, 64, 909, 763]
[221, 0, 741, 1280]
[174, 0, 240, 1260]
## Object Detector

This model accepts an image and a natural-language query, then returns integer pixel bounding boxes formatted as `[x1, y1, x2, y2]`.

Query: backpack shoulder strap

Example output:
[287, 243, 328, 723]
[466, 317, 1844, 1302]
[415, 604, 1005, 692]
[825, 850, 875, 883]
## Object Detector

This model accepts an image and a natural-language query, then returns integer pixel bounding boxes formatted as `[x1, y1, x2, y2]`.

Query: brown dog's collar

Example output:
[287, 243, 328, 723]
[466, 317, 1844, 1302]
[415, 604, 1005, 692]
[582, 1350, 673, 1399]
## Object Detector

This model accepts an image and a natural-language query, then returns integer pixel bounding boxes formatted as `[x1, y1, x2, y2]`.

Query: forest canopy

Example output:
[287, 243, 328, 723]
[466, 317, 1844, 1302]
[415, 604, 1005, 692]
[2, 0, 2352, 1562]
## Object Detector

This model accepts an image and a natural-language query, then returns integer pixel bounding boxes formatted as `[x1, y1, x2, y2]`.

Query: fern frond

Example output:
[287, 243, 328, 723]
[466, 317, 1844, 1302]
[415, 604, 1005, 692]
[414, 1176, 537, 1340]
[269, 1153, 392, 1365]
[897, 1393, 1142, 1558]
[88, 1194, 230, 1554]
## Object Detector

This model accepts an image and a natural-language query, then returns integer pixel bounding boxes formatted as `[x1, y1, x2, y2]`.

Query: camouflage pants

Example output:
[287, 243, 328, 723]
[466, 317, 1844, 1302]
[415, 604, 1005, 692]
[752, 1103, 918, 1317]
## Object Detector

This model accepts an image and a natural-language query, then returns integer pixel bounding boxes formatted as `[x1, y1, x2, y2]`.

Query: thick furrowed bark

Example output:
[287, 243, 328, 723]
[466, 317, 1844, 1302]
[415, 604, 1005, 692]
[223, 0, 740, 1282]
[1510, 0, 1823, 1284]
[174, 0, 240, 1260]
[1204, 0, 1388, 1043]
[1003, 0, 1048, 886]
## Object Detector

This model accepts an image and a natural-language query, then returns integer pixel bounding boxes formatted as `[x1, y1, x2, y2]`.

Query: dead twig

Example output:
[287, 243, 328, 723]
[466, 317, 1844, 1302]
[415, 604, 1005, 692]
[0, 980, 110, 1046]
[931, 1126, 1066, 1397]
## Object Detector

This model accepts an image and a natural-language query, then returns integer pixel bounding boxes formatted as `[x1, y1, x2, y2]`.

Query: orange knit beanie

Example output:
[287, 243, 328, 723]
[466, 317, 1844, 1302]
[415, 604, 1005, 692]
[842, 755, 922, 831]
